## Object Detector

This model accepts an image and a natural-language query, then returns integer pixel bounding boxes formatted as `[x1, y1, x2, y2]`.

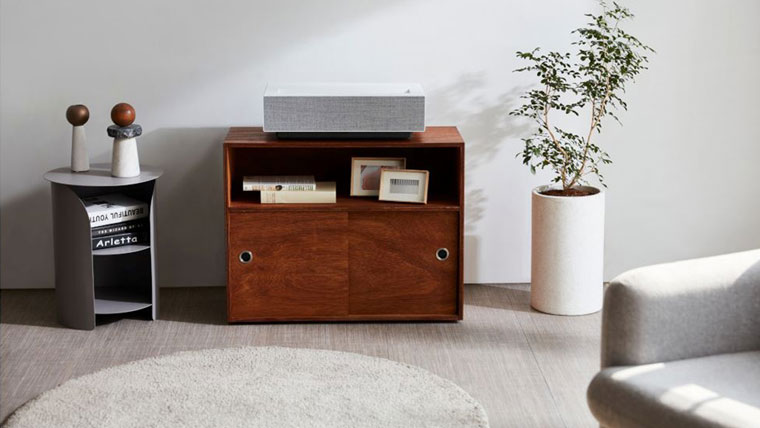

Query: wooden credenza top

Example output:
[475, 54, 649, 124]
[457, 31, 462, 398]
[224, 126, 464, 148]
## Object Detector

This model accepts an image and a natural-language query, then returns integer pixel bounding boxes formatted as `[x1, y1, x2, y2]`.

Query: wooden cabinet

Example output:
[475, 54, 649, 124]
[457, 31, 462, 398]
[224, 127, 464, 322]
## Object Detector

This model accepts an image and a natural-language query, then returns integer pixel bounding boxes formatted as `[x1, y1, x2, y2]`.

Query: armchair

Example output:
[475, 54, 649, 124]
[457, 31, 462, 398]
[587, 250, 760, 427]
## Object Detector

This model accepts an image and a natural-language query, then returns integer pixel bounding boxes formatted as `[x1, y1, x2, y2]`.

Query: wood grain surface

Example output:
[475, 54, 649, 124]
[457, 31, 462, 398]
[224, 126, 464, 147]
[348, 212, 459, 316]
[227, 212, 349, 321]
[224, 127, 464, 322]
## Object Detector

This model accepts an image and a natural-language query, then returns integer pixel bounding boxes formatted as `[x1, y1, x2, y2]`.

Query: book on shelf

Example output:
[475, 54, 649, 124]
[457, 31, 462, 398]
[243, 175, 315, 192]
[91, 219, 149, 237]
[261, 182, 336, 204]
[83, 193, 149, 228]
[92, 231, 149, 250]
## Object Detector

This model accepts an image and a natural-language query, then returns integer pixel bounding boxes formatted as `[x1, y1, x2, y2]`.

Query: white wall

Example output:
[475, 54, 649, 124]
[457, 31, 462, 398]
[2, 0, 759, 289]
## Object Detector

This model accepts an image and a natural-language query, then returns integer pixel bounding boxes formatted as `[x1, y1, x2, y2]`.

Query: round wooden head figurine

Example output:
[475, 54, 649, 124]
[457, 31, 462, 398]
[66, 104, 90, 172]
[111, 103, 135, 127]
[66, 104, 90, 127]
[108, 102, 142, 178]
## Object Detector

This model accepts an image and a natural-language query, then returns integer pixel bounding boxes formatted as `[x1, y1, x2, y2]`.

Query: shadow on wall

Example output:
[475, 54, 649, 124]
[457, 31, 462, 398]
[138, 128, 228, 288]
[0, 126, 227, 289]
[428, 72, 532, 281]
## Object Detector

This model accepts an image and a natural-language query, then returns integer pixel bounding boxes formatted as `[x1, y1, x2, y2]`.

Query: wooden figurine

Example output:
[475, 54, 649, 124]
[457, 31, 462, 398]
[66, 104, 90, 172]
[108, 102, 142, 178]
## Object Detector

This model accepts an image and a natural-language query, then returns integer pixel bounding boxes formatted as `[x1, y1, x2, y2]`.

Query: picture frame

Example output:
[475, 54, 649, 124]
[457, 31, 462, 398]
[378, 169, 429, 204]
[350, 157, 406, 196]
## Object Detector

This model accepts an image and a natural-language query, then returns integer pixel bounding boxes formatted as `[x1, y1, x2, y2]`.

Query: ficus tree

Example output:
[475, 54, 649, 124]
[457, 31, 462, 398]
[510, 1, 654, 194]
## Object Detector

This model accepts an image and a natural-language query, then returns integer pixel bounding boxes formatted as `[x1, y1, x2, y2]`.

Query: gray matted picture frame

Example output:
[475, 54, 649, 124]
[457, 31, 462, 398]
[378, 169, 429, 204]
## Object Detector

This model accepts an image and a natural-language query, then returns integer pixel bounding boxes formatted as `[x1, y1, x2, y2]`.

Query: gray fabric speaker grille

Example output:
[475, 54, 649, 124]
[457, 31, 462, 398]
[264, 96, 425, 132]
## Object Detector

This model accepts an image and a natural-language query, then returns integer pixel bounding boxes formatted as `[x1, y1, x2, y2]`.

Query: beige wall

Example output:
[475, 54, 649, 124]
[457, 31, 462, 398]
[2, 0, 759, 288]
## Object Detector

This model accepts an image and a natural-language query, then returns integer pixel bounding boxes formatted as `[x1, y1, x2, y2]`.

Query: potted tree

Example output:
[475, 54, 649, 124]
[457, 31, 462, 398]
[511, 2, 653, 315]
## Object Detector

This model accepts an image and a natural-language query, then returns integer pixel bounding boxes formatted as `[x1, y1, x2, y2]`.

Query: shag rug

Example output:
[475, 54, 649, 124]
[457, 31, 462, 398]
[3, 346, 489, 428]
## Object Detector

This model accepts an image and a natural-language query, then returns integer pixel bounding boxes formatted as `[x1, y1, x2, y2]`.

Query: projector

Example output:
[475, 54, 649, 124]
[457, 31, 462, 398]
[263, 83, 425, 139]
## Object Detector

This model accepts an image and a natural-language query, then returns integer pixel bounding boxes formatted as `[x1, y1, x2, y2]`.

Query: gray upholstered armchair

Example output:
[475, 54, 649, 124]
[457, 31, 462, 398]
[587, 250, 760, 428]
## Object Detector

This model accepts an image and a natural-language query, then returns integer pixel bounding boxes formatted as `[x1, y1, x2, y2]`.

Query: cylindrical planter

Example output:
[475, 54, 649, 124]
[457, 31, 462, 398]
[531, 185, 604, 315]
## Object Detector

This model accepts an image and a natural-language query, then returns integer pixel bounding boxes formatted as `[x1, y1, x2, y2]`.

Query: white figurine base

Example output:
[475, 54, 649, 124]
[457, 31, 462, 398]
[111, 137, 140, 178]
[71, 126, 89, 172]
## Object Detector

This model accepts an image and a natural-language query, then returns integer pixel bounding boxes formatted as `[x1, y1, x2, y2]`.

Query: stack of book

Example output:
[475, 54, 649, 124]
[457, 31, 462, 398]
[242, 175, 336, 204]
[83, 194, 150, 250]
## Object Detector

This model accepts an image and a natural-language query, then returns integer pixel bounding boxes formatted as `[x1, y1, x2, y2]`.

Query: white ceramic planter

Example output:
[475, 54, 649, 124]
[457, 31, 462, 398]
[111, 137, 140, 178]
[531, 185, 604, 315]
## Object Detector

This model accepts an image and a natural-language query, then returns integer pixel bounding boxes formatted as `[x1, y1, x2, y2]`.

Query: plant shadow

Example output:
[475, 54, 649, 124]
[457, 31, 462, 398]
[428, 72, 534, 282]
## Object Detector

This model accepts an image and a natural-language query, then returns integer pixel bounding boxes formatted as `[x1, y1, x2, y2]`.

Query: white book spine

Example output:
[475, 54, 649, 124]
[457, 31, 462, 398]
[88, 204, 148, 227]
[242, 175, 316, 192]
[243, 183, 316, 191]
[260, 182, 336, 204]
[84, 194, 150, 228]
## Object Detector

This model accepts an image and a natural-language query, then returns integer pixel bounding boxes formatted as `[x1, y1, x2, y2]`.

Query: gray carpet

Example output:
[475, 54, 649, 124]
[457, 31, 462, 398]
[3, 346, 488, 428]
[0, 284, 602, 427]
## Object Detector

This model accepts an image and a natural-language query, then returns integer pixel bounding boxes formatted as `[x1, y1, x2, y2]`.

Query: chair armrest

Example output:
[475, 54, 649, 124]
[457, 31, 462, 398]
[601, 249, 760, 367]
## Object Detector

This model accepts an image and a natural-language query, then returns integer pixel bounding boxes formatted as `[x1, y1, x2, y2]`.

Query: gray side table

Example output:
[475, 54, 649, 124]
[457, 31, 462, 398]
[44, 163, 163, 330]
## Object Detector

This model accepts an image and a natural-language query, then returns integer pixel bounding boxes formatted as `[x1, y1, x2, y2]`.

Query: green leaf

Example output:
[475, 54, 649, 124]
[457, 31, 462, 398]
[511, 0, 653, 187]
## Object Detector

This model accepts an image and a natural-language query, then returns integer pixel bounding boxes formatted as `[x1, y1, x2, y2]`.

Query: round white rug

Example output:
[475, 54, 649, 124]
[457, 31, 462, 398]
[3, 346, 489, 428]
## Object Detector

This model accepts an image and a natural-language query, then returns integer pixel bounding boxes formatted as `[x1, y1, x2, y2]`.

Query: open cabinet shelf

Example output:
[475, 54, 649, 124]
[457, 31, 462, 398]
[93, 244, 151, 256]
[228, 194, 460, 212]
[44, 163, 162, 330]
[94, 287, 153, 315]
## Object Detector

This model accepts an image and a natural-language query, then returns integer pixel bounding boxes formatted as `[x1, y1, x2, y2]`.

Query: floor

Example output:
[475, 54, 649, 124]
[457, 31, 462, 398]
[0, 284, 601, 427]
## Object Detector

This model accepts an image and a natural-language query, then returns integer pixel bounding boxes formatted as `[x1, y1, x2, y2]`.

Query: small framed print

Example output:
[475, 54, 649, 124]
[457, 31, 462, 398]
[350, 157, 406, 196]
[378, 169, 429, 204]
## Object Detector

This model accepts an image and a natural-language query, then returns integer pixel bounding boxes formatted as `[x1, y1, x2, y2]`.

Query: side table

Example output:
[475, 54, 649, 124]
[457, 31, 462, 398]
[44, 163, 162, 330]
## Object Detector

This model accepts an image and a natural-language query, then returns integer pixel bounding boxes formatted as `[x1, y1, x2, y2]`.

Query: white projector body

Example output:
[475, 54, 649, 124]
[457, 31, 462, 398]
[263, 83, 425, 138]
